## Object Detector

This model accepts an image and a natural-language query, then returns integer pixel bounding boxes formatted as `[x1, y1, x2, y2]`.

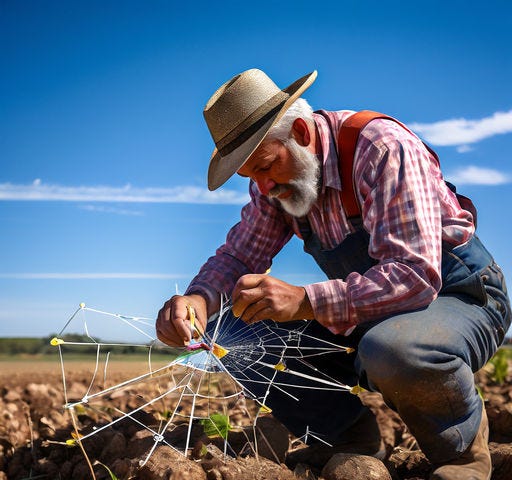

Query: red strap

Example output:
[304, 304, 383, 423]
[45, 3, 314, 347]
[338, 110, 394, 218]
[336, 111, 476, 227]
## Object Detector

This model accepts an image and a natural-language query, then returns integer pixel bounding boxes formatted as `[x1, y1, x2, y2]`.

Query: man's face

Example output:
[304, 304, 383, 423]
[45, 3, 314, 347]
[237, 138, 320, 217]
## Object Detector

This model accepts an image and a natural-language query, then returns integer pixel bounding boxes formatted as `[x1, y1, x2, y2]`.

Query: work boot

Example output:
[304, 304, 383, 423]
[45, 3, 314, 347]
[430, 406, 491, 480]
[286, 408, 385, 470]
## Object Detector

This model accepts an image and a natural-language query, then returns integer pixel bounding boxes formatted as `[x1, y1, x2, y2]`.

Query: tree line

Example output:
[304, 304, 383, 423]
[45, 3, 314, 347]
[0, 335, 168, 356]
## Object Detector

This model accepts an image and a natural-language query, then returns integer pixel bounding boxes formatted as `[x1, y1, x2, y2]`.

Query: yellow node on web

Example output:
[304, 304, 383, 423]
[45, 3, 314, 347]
[186, 304, 196, 322]
[274, 362, 286, 371]
[259, 404, 272, 414]
[50, 337, 64, 346]
[345, 347, 355, 354]
[212, 343, 229, 359]
[350, 385, 366, 396]
[65, 439, 76, 446]
[79, 302, 86, 309]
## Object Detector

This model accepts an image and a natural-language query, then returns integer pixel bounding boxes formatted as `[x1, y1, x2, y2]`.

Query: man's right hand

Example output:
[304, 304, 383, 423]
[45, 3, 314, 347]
[156, 294, 208, 347]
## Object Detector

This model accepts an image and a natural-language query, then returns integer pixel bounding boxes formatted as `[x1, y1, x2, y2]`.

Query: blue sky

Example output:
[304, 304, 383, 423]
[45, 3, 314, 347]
[1, 0, 511, 338]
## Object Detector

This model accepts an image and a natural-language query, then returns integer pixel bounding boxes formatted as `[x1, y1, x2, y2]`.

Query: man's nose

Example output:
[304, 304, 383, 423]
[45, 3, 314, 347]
[255, 177, 276, 196]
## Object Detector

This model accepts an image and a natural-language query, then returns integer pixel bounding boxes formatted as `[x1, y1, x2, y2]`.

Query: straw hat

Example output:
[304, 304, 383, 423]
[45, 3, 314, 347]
[204, 68, 317, 190]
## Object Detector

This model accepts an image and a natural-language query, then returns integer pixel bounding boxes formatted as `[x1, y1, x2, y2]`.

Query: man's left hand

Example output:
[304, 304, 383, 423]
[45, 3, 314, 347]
[231, 274, 314, 324]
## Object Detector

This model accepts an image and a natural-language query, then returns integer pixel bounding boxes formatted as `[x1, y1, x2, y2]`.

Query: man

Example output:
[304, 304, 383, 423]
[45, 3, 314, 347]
[157, 69, 511, 479]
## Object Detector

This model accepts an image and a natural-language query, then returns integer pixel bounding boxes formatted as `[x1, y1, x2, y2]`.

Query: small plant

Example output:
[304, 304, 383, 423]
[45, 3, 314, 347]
[159, 409, 173, 421]
[200, 413, 232, 439]
[94, 461, 119, 480]
[488, 348, 510, 385]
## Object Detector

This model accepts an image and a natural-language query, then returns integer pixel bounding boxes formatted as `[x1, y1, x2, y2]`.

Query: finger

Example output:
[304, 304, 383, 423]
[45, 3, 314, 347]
[232, 274, 268, 317]
[232, 274, 265, 300]
[156, 306, 182, 346]
[241, 301, 273, 325]
[156, 324, 180, 346]
[232, 285, 266, 318]
[171, 301, 194, 343]
[156, 298, 193, 346]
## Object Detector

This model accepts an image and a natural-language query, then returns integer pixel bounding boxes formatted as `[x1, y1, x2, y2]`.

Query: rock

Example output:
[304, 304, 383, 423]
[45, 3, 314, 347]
[387, 447, 431, 479]
[490, 442, 512, 480]
[322, 453, 392, 480]
[203, 415, 290, 464]
[137, 444, 206, 480]
[218, 456, 296, 480]
[196, 443, 225, 473]
[487, 404, 512, 443]
[293, 462, 317, 479]
[71, 461, 94, 479]
[4, 390, 21, 402]
[111, 458, 135, 479]
[59, 460, 74, 479]
[205, 469, 224, 480]
[99, 430, 127, 461]
[253, 415, 290, 463]
[25, 383, 50, 397]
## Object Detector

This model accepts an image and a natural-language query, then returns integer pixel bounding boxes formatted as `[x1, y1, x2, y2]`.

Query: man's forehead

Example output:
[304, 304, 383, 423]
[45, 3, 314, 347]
[251, 139, 281, 160]
[237, 139, 282, 176]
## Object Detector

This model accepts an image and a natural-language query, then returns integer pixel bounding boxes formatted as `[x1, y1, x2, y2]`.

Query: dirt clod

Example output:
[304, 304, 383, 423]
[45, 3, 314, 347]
[322, 453, 391, 480]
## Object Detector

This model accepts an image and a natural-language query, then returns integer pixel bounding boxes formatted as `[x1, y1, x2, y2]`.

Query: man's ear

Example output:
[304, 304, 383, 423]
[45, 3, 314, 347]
[291, 118, 311, 147]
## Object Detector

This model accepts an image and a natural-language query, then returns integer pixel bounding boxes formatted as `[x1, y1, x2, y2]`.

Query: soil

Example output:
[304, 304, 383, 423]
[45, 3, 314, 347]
[1, 358, 511, 480]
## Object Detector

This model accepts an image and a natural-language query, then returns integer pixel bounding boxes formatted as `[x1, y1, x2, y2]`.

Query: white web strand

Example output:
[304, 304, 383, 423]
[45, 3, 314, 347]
[52, 302, 356, 465]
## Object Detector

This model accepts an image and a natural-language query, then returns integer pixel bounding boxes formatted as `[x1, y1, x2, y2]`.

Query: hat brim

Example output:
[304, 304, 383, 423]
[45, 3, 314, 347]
[207, 70, 318, 190]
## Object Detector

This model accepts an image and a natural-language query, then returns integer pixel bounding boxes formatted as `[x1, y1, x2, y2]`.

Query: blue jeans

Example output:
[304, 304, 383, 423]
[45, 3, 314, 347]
[357, 294, 505, 462]
[357, 236, 509, 462]
[267, 232, 510, 463]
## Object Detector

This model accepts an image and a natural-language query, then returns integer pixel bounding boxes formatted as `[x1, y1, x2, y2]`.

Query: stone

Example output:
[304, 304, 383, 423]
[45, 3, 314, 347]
[322, 453, 391, 480]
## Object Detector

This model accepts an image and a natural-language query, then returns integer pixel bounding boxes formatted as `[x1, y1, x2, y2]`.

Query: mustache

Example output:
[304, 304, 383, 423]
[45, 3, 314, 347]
[267, 184, 291, 198]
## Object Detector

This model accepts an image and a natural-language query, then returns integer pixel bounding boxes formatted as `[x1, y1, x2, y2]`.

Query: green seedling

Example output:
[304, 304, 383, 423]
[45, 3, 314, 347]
[488, 349, 510, 385]
[94, 461, 119, 480]
[200, 413, 232, 439]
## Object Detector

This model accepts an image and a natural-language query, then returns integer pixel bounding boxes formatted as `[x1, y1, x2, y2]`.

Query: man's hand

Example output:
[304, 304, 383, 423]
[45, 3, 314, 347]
[156, 294, 207, 347]
[232, 274, 314, 324]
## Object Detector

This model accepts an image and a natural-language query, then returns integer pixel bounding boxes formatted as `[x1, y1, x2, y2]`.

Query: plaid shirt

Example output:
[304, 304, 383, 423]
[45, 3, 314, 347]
[186, 110, 475, 334]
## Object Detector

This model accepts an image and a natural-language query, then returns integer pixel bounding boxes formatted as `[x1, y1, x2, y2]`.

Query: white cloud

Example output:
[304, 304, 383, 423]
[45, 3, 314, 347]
[0, 272, 192, 280]
[410, 109, 512, 147]
[445, 165, 510, 185]
[79, 204, 144, 216]
[456, 145, 473, 153]
[0, 180, 250, 205]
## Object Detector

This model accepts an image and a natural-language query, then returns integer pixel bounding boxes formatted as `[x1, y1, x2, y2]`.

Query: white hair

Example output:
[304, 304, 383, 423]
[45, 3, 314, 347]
[266, 98, 315, 143]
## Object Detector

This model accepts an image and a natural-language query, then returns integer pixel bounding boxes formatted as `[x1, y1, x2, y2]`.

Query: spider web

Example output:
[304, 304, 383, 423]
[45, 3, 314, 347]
[51, 300, 356, 466]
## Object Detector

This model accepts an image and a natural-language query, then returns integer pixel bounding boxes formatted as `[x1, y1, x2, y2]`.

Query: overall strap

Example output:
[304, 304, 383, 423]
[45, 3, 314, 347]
[337, 110, 477, 226]
[315, 110, 403, 220]
[338, 110, 397, 218]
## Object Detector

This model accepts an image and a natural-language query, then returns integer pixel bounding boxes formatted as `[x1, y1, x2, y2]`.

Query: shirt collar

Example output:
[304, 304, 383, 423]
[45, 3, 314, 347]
[313, 112, 342, 193]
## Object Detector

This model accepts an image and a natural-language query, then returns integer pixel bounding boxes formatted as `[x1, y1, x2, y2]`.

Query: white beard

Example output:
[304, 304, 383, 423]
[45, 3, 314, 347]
[268, 139, 320, 217]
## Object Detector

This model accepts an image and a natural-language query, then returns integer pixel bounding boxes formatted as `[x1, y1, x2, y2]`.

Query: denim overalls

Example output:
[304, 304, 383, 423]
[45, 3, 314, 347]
[266, 217, 510, 463]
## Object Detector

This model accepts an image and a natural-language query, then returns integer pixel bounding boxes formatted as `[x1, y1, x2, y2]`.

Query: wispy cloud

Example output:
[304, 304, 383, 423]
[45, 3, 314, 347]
[410, 109, 512, 148]
[445, 165, 511, 185]
[79, 204, 144, 216]
[0, 272, 192, 280]
[0, 179, 250, 205]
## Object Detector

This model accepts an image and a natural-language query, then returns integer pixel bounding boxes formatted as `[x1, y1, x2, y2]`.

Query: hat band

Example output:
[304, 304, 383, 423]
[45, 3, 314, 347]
[216, 92, 288, 156]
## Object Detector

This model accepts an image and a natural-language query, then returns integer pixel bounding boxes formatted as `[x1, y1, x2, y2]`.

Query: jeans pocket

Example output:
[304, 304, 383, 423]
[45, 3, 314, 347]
[441, 271, 487, 306]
